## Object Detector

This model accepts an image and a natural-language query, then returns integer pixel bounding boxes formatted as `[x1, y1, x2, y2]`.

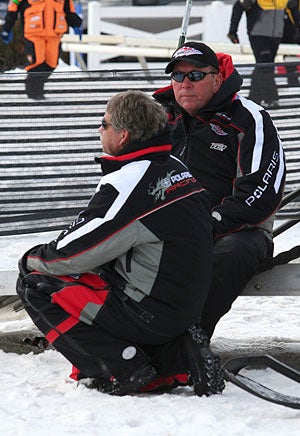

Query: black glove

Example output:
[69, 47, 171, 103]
[16, 274, 25, 296]
[73, 26, 82, 41]
[293, 27, 300, 44]
[18, 254, 31, 279]
[1, 30, 13, 45]
[16, 253, 31, 296]
[227, 31, 239, 44]
[18, 244, 44, 278]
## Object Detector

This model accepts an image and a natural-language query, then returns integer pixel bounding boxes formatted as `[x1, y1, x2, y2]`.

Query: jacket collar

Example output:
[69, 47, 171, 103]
[95, 127, 173, 174]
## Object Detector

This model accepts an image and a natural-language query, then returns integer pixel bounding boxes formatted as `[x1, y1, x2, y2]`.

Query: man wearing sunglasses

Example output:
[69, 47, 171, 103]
[16, 90, 224, 396]
[154, 41, 286, 339]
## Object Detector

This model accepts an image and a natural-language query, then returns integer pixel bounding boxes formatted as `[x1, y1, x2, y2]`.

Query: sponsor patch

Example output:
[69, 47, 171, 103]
[148, 170, 196, 201]
[173, 46, 204, 58]
[210, 123, 228, 136]
[210, 143, 227, 151]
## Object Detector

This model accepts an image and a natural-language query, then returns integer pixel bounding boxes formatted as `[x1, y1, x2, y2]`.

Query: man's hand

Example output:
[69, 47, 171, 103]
[1, 30, 13, 45]
[73, 26, 82, 41]
[227, 31, 239, 44]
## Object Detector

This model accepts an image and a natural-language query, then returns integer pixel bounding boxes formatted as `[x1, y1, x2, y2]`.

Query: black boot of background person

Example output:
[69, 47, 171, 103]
[248, 36, 280, 108]
[25, 73, 46, 100]
[248, 63, 279, 108]
[25, 62, 54, 100]
[285, 62, 299, 88]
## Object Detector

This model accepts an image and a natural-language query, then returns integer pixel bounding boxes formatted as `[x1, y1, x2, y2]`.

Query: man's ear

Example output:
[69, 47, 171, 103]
[119, 129, 130, 147]
[214, 72, 223, 93]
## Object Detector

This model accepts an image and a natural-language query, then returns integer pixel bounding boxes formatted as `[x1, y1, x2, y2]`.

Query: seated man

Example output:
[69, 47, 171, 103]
[153, 42, 286, 339]
[17, 90, 224, 396]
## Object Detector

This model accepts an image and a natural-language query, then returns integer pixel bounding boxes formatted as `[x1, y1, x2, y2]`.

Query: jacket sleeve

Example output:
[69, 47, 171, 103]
[24, 182, 135, 276]
[287, 0, 300, 28]
[229, 1, 244, 33]
[64, 0, 83, 28]
[212, 109, 286, 238]
[1, 0, 21, 33]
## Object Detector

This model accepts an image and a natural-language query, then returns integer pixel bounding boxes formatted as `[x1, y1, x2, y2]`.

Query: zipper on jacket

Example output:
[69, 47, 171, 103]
[179, 116, 197, 161]
[178, 115, 191, 159]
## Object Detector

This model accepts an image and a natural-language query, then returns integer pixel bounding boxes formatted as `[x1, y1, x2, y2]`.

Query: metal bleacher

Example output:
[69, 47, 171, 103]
[0, 63, 299, 236]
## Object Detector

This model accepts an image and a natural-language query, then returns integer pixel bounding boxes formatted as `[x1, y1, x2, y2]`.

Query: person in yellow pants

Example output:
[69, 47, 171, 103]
[1, 0, 82, 99]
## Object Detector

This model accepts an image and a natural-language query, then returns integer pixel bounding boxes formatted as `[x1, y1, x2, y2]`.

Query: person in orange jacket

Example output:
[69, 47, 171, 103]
[1, 0, 82, 99]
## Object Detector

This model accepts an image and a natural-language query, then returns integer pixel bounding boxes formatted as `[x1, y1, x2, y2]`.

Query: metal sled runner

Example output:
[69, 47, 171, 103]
[223, 355, 300, 409]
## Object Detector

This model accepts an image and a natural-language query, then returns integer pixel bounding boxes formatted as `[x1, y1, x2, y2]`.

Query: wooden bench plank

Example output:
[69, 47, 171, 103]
[241, 264, 300, 296]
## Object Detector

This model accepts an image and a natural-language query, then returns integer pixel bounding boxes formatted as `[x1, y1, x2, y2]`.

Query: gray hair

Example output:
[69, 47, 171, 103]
[106, 90, 168, 141]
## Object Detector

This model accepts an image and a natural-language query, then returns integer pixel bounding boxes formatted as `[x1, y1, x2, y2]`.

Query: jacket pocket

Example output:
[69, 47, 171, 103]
[24, 1, 45, 36]
[53, 0, 67, 34]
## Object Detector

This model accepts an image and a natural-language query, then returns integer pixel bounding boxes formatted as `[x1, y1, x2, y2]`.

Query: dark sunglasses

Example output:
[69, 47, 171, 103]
[101, 119, 113, 130]
[171, 71, 217, 83]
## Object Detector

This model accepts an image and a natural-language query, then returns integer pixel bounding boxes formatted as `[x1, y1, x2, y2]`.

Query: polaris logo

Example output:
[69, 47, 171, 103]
[170, 171, 192, 182]
[210, 143, 227, 151]
[245, 151, 279, 206]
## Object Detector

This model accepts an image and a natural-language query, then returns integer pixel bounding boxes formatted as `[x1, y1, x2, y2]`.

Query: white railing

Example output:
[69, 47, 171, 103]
[61, 1, 300, 70]
[63, 1, 251, 69]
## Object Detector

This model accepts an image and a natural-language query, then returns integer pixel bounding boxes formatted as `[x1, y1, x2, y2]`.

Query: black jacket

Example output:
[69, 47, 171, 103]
[24, 128, 213, 335]
[153, 53, 286, 238]
[229, 0, 300, 38]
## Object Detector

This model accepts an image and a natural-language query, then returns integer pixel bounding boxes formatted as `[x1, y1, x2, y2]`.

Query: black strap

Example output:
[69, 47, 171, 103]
[258, 245, 300, 272]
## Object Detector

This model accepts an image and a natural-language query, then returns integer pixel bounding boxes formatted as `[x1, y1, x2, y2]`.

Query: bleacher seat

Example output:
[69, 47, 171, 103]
[0, 64, 299, 236]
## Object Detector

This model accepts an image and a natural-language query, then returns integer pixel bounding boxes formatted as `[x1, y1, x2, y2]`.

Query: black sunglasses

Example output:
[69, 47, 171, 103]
[101, 119, 113, 130]
[171, 71, 217, 83]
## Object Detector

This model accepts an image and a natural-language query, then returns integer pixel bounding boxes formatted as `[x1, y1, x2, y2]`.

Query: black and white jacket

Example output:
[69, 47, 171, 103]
[24, 128, 213, 334]
[153, 54, 286, 239]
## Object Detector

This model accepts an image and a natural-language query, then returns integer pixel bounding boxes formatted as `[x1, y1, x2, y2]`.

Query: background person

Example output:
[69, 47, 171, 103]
[153, 42, 286, 339]
[16, 90, 224, 396]
[227, 0, 300, 108]
[281, 1, 300, 87]
[0, 0, 82, 99]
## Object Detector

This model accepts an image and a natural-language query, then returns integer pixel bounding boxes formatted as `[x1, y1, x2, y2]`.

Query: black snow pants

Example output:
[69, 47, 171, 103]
[248, 35, 281, 105]
[17, 272, 186, 381]
[201, 228, 273, 338]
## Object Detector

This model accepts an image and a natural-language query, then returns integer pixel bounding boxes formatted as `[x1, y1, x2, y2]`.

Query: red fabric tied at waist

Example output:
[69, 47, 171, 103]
[51, 273, 110, 325]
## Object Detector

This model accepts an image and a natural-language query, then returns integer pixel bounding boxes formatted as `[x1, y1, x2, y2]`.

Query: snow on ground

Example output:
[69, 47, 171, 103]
[1, 61, 299, 435]
[0, 224, 299, 435]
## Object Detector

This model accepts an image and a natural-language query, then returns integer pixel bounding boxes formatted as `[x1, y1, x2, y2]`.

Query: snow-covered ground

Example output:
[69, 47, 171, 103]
[0, 223, 299, 435]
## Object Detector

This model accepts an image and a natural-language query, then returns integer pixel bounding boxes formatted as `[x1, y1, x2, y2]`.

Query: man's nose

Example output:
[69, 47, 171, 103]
[181, 76, 191, 85]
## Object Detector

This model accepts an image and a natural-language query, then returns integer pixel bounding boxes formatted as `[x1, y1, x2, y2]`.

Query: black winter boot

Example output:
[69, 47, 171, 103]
[182, 324, 225, 396]
[79, 363, 157, 396]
